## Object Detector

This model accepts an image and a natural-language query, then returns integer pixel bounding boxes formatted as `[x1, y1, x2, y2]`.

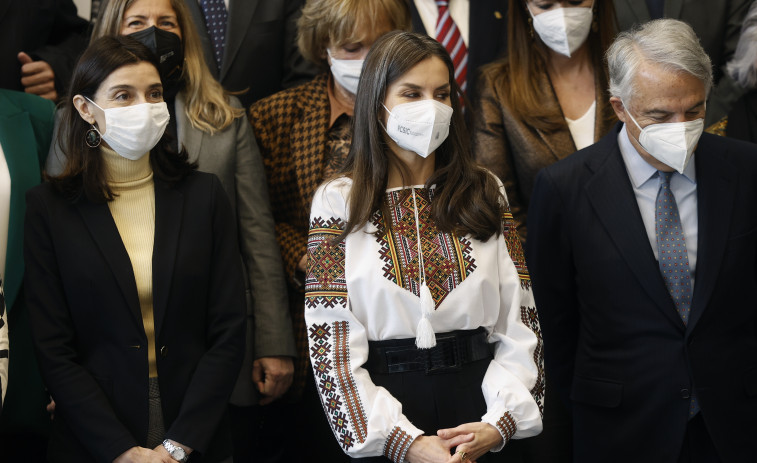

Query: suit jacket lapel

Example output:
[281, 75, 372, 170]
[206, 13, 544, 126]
[687, 136, 734, 333]
[409, 1, 425, 35]
[222, 0, 259, 81]
[585, 126, 685, 331]
[152, 178, 183, 338]
[293, 77, 330, 208]
[175, 93, 204, 163]
[76, 199, 143, 327]
[535, 72, 576, 161]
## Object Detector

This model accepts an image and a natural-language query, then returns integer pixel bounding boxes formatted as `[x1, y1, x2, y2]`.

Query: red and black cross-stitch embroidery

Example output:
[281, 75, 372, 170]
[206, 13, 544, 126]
[520, 305, 545, 417]
[503, 209, 531, 290]
[309, 321, 368, 450]
[371, 188, 476, 308]
[306, 217, 347, 310]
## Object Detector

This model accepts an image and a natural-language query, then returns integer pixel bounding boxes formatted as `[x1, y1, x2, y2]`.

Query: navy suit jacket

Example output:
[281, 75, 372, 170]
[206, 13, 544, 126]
[24, 172, 246, 463]
[184, 0, 318, 107]
[527, 122, 757, 462]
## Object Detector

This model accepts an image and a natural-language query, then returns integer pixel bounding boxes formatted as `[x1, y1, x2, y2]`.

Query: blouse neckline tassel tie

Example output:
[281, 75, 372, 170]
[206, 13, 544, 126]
[411, 187, 437, 349]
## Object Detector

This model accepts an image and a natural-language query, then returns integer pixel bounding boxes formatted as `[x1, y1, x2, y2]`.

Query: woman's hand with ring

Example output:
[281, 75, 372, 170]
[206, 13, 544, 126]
[437, 422, 503, 463]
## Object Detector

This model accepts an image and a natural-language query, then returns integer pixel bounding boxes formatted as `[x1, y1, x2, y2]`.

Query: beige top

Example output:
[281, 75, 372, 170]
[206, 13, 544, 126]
[103, 147, 157, 377]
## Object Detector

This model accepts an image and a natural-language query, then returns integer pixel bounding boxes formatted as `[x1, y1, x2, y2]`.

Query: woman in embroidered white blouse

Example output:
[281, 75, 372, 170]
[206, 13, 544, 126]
[305, 31, 544, 463]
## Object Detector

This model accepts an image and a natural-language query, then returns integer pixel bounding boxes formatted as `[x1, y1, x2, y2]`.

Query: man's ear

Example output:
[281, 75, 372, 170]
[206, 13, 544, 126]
[72, 95, 97, 125]
[609, 96, 628, 124]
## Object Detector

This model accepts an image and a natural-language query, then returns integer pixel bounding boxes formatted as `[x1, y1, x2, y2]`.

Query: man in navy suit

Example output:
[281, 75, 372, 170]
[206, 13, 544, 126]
[527, 19, 757, 462]
[407, 0, 507, 101]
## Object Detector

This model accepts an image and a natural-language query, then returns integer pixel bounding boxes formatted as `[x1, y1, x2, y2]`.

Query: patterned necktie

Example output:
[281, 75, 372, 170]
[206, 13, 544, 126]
[655, 171, 699, 417]
[435, 1, 468, 93]
[200, 0, 228, 72]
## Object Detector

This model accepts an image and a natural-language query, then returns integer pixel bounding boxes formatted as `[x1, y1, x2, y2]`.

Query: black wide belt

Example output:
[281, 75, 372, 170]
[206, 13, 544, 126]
[365, 327, 492, 375]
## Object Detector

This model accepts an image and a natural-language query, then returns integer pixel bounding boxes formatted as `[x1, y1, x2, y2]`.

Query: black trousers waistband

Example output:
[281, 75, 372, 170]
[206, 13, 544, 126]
[364, 327, 492, 375]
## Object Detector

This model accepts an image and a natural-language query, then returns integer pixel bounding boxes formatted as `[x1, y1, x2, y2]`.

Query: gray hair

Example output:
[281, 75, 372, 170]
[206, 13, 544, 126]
[726, 1, 757, 89]
[607, 19, 713, 105]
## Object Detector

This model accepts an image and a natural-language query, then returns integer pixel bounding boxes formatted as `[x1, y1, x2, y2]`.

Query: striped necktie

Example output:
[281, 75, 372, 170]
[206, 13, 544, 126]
[435, 1, 468, 93]
[200, 0, 228, 72]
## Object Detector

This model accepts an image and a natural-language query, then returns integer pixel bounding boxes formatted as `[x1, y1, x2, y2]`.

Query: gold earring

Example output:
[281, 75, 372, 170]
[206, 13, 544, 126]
[528, 16, 534, 39]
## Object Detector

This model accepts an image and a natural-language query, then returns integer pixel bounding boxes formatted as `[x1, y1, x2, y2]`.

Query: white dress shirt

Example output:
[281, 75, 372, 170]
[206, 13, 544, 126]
[414, 0, 470, 45]
[617, 124, 698, 288]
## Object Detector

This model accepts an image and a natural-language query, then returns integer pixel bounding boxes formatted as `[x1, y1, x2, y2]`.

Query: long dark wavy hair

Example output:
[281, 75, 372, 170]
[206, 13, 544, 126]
[339, 31, 503, 241]
[48, 35, 195, 203]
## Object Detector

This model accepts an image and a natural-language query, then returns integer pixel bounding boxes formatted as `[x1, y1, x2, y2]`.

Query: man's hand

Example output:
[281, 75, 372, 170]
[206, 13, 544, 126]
[252, 356, 294, 405]
[438, 422, 503, 463]
[113, 447, 173, 463]
[18, 52, 57, 101]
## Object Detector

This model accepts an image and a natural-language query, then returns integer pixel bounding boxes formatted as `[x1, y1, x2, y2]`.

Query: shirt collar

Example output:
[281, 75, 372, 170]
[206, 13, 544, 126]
[327, 73, 354, 128]
[617, 123, 697, 188]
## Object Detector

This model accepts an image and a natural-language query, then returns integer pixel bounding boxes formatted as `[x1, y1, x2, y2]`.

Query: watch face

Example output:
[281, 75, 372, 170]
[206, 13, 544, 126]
[172, 447, 186, 460]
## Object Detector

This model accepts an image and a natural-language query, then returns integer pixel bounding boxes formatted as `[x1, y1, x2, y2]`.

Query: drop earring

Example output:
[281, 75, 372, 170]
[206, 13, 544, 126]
[85, 125, 101, 148]
[528, 16, 534, 39]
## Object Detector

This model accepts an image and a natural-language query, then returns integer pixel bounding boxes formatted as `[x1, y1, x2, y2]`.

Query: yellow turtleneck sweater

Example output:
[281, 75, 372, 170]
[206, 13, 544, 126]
[102, 146, 158, 377]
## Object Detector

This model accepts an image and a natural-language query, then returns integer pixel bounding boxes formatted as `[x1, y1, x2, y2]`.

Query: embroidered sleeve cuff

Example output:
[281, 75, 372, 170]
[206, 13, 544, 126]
[483, 410, 517, 452]
[383, 424, 422, 463]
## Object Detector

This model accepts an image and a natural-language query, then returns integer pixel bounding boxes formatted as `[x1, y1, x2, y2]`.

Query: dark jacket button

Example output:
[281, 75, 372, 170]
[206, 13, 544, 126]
[680, 389, 690, 399]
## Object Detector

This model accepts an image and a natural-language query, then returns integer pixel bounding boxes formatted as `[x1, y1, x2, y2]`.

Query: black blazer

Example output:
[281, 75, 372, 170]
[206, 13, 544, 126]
[184, 0, 318, 107]
[24, 172, 246, 463]
[408, 0, 508, 101]
[526, 123, 757, 462]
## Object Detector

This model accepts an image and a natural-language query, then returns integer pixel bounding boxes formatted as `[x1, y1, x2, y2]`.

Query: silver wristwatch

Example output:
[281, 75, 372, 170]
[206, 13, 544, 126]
[162, 439, 188, 463]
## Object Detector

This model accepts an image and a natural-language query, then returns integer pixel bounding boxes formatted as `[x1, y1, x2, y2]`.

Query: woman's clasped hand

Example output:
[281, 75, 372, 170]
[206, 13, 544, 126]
[406, 422, 503, 463]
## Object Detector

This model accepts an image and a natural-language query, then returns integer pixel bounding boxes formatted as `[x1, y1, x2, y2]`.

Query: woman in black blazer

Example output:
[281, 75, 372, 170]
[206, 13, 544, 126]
[24, 36, 245, 463]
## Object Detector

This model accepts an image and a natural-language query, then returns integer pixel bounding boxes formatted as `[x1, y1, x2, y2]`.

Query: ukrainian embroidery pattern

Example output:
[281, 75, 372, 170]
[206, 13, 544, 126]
[503, 210, 530, 289]
[309, 321, 368, 450]
[383, 426, 413, 463]
[495, 411, 518, 443]
[521, 306, 545, 417]
[306, 217, 347, 310]
[371, 188, 476, 307]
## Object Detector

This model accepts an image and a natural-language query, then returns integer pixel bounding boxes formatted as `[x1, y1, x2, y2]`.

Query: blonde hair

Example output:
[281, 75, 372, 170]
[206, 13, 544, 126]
[92, 0, 242, 134]
[297, 0, 411, 67]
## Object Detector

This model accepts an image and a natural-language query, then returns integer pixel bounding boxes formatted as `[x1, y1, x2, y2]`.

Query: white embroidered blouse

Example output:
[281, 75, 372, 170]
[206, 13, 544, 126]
[305, 177, 544, 462]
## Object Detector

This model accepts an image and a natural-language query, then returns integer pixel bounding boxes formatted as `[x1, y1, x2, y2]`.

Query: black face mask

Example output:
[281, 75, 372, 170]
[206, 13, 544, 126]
[128, 26, 184, 96]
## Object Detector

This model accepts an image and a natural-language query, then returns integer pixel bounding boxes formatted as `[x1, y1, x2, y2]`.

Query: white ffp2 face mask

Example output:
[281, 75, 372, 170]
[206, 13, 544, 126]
[328, 48, 364, 96]
[88, 99, 170, 161]
[382, 100, 454, 158]
[529, 4, 593, 58]
[624, 103, 704, 174]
